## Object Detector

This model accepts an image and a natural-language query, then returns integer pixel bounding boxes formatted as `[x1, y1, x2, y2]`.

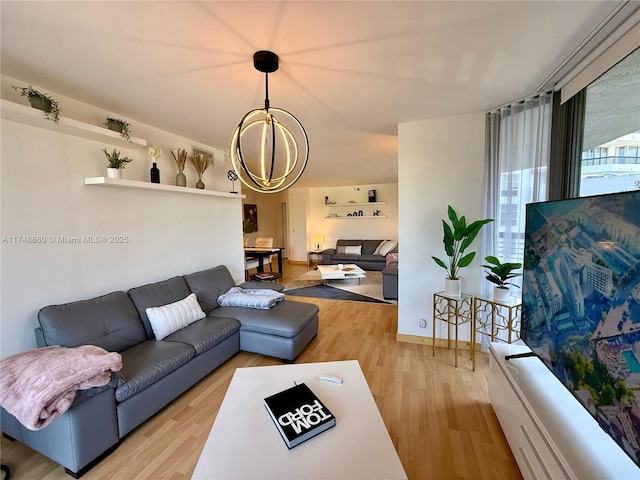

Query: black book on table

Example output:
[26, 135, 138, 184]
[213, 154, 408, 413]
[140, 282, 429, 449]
[264, 383, 336, 449]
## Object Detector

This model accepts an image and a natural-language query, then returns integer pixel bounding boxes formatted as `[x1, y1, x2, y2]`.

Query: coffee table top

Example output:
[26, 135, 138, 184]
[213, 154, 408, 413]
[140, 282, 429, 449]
[317, 264, 366, 280]
[192, 360, 406, 480]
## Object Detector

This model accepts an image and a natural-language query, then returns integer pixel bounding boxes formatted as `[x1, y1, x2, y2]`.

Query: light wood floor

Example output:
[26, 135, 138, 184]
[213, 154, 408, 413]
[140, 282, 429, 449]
[1, 263, 522, 480]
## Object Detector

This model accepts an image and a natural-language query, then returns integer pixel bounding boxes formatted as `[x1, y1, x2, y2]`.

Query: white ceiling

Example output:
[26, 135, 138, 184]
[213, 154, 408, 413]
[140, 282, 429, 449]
[0, 1, 620, 187]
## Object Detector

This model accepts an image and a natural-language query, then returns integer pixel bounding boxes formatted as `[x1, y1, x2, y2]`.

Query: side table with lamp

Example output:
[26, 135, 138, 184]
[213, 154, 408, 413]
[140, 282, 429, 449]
[308, 234, 325, 267]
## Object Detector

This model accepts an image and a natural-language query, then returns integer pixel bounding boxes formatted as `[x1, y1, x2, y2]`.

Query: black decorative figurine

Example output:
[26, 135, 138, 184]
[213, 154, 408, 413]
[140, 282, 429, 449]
[227, 170, 239, 193]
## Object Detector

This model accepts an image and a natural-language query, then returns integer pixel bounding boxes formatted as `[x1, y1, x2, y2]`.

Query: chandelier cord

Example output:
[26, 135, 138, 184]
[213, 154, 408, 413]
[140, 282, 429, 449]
[264, 72, 270, 111]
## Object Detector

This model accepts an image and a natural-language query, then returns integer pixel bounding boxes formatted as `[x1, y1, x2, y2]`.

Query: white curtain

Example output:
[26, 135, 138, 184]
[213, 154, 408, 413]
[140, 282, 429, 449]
[481, 93, 553, 348]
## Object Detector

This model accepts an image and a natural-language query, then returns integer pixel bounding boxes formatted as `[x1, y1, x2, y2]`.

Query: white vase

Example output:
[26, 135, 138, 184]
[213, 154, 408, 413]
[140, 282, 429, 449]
[444, 278, 461, 297]
[493, 286, 511, 302]
[106, 168, 121, 179]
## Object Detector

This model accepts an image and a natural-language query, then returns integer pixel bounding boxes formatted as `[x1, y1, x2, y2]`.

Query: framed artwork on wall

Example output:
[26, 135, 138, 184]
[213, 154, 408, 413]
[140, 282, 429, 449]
[192, 147, 214, 166]
[244, 204, 258, 232]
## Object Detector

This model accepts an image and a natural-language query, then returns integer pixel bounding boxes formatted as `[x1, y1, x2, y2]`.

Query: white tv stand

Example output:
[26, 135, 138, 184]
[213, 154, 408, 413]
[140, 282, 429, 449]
[488, 343, 639, 480]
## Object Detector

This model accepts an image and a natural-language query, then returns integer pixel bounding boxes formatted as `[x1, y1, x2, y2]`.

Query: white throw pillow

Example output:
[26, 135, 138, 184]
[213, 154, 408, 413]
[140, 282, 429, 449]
[376, 240, 397, 256]
[372, 241, 386, 255]
[344, 245, 362, 255]
[146, 293, 206, 340]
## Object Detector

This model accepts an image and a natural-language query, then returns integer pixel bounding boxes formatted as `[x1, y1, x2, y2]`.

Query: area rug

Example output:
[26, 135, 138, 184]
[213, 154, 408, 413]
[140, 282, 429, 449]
[283, 269, 397, 305]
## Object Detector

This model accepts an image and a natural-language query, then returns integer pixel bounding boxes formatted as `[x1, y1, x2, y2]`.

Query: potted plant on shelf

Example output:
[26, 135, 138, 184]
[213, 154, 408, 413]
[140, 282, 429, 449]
[102, 148, 133, 179]
[432, 205, 493, 297]
[482, 256, 522, 301]
[105, 117, 132, 141]
[12, 85, 61, 123]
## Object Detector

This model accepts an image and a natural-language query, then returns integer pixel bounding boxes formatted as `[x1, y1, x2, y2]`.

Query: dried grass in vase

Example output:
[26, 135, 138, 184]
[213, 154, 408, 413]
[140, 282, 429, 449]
[190, 153, 212, 189]
[191, 153, 211, 177]
[171, 148, 188, 173]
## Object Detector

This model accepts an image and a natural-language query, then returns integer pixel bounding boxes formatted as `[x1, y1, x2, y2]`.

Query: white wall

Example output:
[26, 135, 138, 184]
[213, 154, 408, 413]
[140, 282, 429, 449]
[308, 184, 398, 251]
[1, 77, 245, 357]
[397, 112, 486, 340]
[285, 187, 310, 262]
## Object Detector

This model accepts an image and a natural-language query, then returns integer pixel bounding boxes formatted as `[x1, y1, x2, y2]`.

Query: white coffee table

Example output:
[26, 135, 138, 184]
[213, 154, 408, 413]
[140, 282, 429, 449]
[317, 264, 366, 284]
[192, 360, 407, 480]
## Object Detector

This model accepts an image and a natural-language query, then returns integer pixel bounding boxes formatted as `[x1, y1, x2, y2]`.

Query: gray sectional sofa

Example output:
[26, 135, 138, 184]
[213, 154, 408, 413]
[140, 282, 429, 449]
[0, 265, 319, 478]
[322, 239, 395, 271]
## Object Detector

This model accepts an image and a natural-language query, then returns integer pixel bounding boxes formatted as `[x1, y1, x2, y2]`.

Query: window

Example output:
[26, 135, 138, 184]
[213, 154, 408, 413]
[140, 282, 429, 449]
[580, 48, 640, 196]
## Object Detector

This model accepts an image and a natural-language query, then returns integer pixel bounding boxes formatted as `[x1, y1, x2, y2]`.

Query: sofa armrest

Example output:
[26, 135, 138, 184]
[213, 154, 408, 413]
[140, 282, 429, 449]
[1, 382, 119, 476]
[35, 326, 47, 347]
[322, 249, 336, 264]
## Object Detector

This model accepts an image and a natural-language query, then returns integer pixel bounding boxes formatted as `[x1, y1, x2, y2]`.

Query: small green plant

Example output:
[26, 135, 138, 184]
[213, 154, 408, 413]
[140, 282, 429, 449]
[105, 117, 132, 141]
[102, 148, 133, 169]
[432, 206, 493, 280]
[12, 84, 60, 123]
[482, 256, 522, 289]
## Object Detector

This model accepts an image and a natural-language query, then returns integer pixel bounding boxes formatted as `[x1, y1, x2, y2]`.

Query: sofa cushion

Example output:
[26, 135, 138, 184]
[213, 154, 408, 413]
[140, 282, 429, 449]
[183, 265, 236, 313]
[362, 240, 383, 255]
[209, 300, 319, 338]
[344, 245, 362, 255]
[145, 293, 206, 340]
[336, 240, 362, 254]
[163, 317, 240, 355]
[38, 291, 147, 352]
[374, 240, 398, 256]
[331, 253, 360, 262]
[115, 340, 194, 402]
[358, 254, 387, 263]
[128, 276, 192, 339]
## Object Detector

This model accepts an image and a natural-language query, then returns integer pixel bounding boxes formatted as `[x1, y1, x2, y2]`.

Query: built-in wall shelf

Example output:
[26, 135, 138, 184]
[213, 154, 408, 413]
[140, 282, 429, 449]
[326, 201, 387, 207]
[1, 99, 147, 149]
[84, 177, 245, 199]
[325, 200, 387, 219]
[324, 215, 387, 219]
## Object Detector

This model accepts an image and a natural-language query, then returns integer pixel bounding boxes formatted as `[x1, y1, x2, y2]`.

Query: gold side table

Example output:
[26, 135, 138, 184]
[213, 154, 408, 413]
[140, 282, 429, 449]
[472, 295, 522, 371]
[432, 292, 473, 368]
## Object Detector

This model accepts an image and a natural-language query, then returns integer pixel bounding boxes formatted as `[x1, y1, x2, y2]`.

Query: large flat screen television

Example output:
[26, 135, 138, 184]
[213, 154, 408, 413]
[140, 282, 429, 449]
[521, 190, 640, 467]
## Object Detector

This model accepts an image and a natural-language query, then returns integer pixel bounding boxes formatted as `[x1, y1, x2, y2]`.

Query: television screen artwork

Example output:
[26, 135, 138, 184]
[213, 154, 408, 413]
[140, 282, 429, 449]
[521, 190, 640, 466]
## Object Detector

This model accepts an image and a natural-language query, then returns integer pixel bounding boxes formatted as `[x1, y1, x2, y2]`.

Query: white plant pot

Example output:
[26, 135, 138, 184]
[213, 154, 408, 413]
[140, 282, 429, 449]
[444, 278, 461, 297]
[106, 168, 122, 179]
[493, 286, 511, 302]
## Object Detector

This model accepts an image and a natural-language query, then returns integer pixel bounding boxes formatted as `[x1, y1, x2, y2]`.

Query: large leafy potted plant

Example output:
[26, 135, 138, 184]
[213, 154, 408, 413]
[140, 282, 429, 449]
[432, 205, 493, 297]
[482, 256, 522, 301]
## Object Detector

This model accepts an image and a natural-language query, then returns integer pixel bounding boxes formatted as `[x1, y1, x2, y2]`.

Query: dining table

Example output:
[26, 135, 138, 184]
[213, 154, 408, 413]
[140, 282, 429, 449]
[244, 246, 285, 273]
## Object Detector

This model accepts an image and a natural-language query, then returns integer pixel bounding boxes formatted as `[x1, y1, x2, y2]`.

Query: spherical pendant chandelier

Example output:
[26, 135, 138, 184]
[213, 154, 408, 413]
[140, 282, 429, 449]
[230, 51, 309, 194]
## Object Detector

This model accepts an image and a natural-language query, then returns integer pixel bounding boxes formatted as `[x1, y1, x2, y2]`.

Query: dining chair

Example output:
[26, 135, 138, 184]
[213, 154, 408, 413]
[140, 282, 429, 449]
[254, 237, 274, 271]
[245, 256, 260, 280]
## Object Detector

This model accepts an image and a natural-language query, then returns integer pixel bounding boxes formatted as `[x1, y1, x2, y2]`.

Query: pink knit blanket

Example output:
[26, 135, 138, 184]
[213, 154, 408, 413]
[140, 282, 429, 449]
[0, 345, 122, 430]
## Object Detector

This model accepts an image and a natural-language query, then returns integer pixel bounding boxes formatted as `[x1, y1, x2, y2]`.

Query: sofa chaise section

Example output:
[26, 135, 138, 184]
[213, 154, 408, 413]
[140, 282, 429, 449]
[184, 265, 319, 361]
